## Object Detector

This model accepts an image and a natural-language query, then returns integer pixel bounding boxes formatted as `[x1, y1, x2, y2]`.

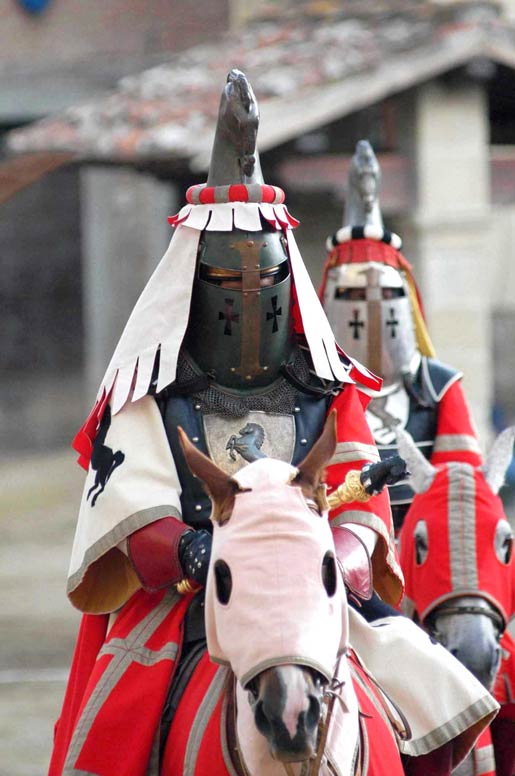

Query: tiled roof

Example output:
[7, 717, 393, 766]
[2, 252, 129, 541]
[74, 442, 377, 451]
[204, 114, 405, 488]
[5, 1, 512, 166]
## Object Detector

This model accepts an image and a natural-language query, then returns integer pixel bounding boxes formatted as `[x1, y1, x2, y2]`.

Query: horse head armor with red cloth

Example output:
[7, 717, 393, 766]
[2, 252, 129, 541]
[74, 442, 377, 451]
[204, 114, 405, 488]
[398, 426, 515, 691]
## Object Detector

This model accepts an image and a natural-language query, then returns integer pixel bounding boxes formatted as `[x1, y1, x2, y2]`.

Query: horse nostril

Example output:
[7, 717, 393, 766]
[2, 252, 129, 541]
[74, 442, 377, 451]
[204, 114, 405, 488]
[254, 700, 271, 737]
[306, 695, 321, 730]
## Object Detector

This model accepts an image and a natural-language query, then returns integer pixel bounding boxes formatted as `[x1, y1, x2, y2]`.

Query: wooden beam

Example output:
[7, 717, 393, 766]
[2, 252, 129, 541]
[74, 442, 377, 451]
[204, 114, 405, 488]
[277, 152, 413, 213]
[278, 147, 515, 210]
[0, 152, 75, 206]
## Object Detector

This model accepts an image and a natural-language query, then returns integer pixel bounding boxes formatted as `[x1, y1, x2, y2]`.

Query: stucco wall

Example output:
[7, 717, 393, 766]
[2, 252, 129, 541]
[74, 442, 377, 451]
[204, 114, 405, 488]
[0, 0, 229, 68]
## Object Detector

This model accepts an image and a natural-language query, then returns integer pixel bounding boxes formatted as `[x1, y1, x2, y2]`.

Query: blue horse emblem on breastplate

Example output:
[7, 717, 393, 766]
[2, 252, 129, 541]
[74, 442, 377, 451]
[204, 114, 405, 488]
[226, 422, 267, 463]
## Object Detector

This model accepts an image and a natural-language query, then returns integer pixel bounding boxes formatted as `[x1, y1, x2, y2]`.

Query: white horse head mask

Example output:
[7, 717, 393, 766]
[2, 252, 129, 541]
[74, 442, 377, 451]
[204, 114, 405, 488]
[179, 416, 358, 773]
[179, 414, 348, 688]
[205, 456, 347, 687]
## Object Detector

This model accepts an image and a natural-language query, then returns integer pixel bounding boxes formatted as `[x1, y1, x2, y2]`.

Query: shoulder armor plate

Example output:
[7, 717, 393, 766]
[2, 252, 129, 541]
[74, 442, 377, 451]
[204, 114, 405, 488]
[421, 357, 462, 404]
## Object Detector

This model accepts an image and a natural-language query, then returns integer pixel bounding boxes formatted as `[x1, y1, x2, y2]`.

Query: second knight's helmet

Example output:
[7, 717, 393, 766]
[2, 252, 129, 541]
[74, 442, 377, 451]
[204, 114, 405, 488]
[320, 140, 434, 388]
[182, 70, 292, 390]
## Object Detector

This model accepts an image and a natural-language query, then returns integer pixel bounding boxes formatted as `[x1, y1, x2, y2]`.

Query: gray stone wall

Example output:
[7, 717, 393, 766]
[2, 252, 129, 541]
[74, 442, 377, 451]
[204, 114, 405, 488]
[0, 165, 84, 453]
[0, 166, 81, 372]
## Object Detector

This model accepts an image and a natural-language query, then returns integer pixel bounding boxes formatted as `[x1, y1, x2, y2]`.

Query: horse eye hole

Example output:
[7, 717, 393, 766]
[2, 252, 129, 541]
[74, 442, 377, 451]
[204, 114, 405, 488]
[414, 520, 428, 566]
[214, 560, 232, 605]
[322, 552, 337, 597]
[495, 520, 513, 565]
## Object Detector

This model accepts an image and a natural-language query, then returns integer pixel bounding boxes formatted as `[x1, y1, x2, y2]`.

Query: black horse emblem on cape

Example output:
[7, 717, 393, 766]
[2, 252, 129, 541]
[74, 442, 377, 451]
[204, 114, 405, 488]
[87, 405, 125, 507]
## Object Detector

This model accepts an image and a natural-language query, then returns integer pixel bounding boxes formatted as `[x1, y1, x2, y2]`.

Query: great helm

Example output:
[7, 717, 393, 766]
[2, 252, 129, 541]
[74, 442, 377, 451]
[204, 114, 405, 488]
[320, 140, 434, 389]
[182, 70, 292, 390]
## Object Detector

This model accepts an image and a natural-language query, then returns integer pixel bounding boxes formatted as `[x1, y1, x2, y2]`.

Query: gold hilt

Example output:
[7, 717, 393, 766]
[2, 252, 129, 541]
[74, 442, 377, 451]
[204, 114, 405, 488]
[327, 469, 371, 509]
[176, 579, 201, 595]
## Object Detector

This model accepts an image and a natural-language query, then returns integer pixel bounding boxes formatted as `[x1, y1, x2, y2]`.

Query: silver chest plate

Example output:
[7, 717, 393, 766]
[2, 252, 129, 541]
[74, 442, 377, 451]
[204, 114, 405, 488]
[203, 411, 296, 476]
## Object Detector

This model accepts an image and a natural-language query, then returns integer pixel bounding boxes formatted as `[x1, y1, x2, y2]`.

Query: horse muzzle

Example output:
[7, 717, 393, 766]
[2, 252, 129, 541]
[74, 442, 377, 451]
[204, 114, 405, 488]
[249, 665, 324, 762]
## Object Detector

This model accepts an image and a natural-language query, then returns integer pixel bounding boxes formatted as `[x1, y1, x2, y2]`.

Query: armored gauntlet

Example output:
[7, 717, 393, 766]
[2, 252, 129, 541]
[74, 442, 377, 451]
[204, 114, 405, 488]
[178, 530, 212, 587]
[361, 455, 407, 496]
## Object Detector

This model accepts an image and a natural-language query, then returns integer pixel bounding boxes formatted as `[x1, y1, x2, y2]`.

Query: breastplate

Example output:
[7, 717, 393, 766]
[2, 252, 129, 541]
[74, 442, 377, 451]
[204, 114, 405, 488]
[157, 390, 328, 529]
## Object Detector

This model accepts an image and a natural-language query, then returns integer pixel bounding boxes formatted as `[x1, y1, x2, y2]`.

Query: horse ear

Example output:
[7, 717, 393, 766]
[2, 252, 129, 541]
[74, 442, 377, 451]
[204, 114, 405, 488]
[395, 428, 436, 493]
[482, 426, 515, 495]
[294, 410, 337, 490]
[177, 427, 241, 524]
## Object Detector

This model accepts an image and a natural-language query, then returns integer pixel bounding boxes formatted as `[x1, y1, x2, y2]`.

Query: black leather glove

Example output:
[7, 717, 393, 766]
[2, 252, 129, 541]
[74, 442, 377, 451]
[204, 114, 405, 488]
[360, 455, 408, 496]
[178, 529, 212, 586]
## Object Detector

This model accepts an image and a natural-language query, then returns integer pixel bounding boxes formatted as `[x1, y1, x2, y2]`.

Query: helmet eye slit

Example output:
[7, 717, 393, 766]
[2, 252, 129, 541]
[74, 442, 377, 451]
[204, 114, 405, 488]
[200, 263, 287, 289]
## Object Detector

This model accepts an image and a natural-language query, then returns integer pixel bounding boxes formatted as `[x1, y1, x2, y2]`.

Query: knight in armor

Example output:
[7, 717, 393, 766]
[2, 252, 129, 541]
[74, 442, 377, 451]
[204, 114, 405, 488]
[320, 140, 482, 534]
[49, 74, 496, 776]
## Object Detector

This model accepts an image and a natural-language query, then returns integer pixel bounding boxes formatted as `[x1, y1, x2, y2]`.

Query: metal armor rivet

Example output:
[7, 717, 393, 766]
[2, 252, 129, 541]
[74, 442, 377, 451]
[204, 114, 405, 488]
[194, 403, 201, 410]
[255, 263, 260, 268]
[230, 367, 236, 372]
[244, 292, 248, 297]
[243, 265, 247, 270]
[192, 436, 199, 443]
[247, 240, 254, 247]
[257, 291, 261, 296]
[245, 375, 252, 380]
[300, 438, 308, 445]
[195, 504, 202, 512]
[263, 365, 268, 371]
[294, 406, 300, 413]
[263, 242, 268, 247]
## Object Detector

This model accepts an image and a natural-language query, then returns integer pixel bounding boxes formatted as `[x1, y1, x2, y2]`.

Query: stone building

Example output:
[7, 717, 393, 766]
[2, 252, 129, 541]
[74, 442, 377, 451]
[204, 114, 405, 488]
[2, 0, 515, 457]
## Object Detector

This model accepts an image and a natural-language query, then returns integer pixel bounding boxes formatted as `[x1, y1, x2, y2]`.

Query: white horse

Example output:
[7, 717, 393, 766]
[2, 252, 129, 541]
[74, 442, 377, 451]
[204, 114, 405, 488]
[177, 414, 406, 776]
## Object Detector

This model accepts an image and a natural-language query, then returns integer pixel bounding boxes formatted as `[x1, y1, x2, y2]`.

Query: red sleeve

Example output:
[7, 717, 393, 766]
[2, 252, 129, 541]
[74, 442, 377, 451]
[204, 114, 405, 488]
[325, 384, 404, 606]
[431, 380, 483, 467]
[127, 516, 191, 591]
